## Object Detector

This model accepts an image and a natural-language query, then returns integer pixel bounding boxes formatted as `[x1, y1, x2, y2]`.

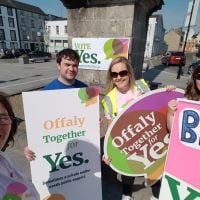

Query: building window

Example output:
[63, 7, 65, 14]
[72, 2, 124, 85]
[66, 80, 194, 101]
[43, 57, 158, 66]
[63, 40, 68, 47]
[10, 42, 18, 49]
[24, 43, 29, 49]
[0, 29, 5, 40]
[21, 18, 25, 26]
[64, 26, 67, 34]
[0, 41, 6, 50]
[10, 30, 16, 41]
[35, 43, 39, 50]
[55, 40, 61, 46]
[8, 17, 15, 28]
[0, 16, 3, 26]
[7, 7, 13, 16]
[32, 31, 36, 40]
[20, 10, 24, 15]
[39, 21, 43, 29]
[56, 26, 59, 35]
[31, 19, 35, 28]
[22, 30, 28, 40]
[47, 26, 51, 34]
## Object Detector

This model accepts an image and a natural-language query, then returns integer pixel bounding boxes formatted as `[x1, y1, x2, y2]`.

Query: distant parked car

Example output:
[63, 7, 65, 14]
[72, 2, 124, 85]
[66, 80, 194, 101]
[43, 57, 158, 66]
[28, 51, 52, 62]
[161, 51, 186, 66]
[187, 60, 200, 75]
[14, 48, 27, 58]
[24, 49, 31, 54]
[0, 49, 15, 59]
[0, 49, 5, 58]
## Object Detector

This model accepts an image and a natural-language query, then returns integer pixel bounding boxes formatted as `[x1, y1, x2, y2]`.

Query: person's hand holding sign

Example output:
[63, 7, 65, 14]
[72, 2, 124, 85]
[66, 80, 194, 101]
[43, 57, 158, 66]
[102, 155, 112, 165]
[24, 146, 36, 161]
[167, 99, 178, 131]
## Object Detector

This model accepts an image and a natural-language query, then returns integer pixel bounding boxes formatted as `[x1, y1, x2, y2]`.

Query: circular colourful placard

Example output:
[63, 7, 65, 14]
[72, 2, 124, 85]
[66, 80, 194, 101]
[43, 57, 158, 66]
[104, 88, 184, 186]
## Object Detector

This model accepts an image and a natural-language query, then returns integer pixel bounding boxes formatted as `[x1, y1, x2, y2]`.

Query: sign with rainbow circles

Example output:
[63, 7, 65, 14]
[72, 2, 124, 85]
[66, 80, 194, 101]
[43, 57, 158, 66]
[72, 38, 129, 70]
[104, 88, 184, 186]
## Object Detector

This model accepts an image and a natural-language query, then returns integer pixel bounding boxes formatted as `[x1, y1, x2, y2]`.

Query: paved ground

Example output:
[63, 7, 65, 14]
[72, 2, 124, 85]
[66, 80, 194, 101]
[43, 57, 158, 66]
[1, 57, 190, 200]
[0, 58, 57, 95]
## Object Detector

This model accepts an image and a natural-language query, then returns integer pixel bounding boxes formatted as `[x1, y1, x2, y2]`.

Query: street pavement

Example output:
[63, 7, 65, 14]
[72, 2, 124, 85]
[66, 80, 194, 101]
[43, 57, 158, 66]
[1, 57, 191, 200]
[0, 58, 57, 95]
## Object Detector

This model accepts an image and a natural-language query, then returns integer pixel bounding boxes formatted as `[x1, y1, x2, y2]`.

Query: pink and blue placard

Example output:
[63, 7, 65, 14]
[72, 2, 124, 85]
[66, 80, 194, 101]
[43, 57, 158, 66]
[159, 99, 200, 200]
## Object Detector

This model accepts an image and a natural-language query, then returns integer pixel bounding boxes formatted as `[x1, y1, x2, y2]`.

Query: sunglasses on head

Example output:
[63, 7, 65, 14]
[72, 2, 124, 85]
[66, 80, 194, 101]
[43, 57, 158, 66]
[110, 70, 129, 78]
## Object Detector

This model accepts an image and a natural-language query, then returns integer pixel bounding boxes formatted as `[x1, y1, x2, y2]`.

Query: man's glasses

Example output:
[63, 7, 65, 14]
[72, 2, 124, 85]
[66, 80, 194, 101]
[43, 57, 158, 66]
[110, 70, 129, 78]
[0, 114, 23, 125]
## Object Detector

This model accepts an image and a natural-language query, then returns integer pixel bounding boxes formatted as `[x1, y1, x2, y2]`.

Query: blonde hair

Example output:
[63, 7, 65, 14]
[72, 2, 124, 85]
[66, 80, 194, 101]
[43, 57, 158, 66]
[105, 56, 135, 93]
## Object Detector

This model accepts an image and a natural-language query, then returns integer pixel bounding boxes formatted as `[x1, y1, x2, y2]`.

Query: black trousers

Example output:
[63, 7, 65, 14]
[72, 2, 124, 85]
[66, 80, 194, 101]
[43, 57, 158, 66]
[101, 137, 135, 196]
[151, 179, 161, 198]
[100, 137, 162, 198]
[121, 175, 135, 196]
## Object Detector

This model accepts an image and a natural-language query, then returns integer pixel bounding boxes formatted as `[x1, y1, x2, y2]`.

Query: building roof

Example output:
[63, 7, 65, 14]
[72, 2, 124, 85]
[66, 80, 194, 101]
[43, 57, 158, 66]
[60, 0, 164, 9]
[0, 0, 46, 15]
[150, 14, 162, 20]
[45, 14, 67, 21]
[150, 14, 165, 30]
[166, 28, 184, 36]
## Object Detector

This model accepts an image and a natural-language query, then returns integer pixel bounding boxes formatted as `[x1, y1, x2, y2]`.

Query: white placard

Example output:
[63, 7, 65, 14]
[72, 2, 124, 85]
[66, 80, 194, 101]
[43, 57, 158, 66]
[22, 88, 102, 200]
[72, 38, 130, 70]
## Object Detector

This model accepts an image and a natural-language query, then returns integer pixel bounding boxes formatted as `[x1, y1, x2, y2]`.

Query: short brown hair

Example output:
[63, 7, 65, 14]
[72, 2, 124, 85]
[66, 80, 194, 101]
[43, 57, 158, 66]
[56, 48, 80, 64]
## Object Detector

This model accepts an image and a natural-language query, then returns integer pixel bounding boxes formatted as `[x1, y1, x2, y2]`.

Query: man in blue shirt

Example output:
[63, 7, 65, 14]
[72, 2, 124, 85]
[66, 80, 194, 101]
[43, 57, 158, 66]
[43, 48, 87, 90]
[24, 48, 88, 160]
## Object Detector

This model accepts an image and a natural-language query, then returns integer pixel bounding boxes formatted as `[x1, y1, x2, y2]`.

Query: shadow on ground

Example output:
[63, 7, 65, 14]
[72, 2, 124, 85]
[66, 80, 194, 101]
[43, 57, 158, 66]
[142, 64, 167, 90]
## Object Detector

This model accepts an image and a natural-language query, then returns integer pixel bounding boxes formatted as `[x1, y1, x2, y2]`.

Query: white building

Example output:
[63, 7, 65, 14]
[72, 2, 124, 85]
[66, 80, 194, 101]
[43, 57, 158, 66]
[45, 19, 68, 53]
[184, 0, 200, 39]
[145, 14, 166, 58]
[184, 0, 200, 52]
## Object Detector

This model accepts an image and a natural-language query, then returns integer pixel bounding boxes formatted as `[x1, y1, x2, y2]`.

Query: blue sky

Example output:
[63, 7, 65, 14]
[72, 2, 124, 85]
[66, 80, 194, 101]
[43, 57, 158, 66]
[17, 0, 189, 31]
[158, 0, 189, 30]
[17, 0, 67, 18]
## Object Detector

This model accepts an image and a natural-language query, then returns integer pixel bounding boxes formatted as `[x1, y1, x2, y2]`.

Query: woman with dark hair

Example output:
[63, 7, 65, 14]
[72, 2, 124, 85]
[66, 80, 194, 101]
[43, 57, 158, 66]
[184, 66, 200, 100]
[0, 93, 18, 152]
[167, 66, 200, 130]
[0, 92, 39, 199]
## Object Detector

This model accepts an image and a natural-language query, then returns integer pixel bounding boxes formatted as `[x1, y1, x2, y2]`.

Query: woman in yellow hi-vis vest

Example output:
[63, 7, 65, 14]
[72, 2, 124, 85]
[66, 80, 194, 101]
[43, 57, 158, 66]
[101, 56, 159, 200]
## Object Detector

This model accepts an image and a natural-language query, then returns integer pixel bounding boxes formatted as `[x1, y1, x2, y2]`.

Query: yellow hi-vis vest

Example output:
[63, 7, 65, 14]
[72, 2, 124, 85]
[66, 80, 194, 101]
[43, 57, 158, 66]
[101, 79, 149, 119]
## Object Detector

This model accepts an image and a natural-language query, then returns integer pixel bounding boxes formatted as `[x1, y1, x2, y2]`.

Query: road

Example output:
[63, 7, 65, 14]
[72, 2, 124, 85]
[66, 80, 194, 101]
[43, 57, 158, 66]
[143, 53, 197, 90]
[0, 53, 195, 96]
[0, 58, 57, 95]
